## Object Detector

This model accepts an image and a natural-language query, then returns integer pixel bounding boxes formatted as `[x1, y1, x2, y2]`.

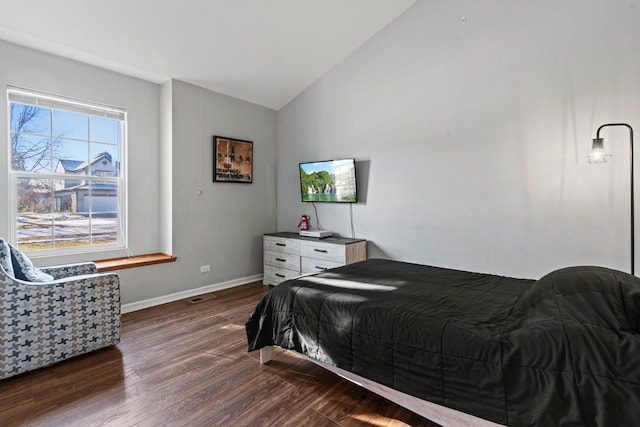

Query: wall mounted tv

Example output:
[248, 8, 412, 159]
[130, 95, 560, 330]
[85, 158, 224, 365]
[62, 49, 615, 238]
[299, 158, 357, 203]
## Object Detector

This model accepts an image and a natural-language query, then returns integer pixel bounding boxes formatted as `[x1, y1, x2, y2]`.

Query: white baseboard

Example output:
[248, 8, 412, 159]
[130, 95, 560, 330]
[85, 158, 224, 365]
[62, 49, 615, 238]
[121, 274, 263, 314]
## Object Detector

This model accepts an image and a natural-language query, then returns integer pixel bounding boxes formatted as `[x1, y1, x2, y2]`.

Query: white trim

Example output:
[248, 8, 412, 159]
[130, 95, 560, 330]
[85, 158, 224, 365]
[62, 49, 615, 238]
[8, 86, 126, 118]
[121, 274, 263, 314]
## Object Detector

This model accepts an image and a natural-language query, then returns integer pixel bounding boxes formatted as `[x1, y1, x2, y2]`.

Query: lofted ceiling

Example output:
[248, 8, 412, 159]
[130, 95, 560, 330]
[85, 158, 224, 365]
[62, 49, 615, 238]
[0, 0, 416, 110]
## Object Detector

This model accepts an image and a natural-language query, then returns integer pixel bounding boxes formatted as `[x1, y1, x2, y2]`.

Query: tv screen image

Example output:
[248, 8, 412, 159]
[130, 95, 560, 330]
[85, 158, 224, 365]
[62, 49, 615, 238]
[300, 158, 357, 203]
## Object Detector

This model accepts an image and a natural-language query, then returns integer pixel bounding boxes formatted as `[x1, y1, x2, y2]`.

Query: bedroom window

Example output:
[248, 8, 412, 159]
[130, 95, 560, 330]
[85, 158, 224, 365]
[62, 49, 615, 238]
[7, 87, 127, 255]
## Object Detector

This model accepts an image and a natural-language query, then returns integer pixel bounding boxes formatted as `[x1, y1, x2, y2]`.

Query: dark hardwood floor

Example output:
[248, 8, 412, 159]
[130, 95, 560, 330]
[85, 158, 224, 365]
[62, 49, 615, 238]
[0, 282, 438, 426]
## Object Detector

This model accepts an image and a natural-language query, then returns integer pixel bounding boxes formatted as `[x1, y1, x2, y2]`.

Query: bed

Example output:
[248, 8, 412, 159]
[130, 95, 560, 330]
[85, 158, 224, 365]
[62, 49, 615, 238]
[246, 258, 640, 426]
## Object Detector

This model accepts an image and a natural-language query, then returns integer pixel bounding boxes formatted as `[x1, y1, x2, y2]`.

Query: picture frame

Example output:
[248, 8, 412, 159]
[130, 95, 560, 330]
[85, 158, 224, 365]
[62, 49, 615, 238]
[213, 135, 253, 183]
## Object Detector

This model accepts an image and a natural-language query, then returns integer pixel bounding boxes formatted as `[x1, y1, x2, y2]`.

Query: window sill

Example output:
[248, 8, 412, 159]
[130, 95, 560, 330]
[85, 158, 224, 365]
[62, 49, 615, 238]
[94, 253, 177, 272]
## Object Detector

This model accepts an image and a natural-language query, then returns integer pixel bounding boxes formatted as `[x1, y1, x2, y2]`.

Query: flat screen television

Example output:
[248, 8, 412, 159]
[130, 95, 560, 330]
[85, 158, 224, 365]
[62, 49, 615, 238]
[299, 158, 357, 203]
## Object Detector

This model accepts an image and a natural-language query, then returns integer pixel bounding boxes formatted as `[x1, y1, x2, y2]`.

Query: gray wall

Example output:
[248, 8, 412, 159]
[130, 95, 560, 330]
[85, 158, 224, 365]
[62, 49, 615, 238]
[0, 40, 278, 305]
[88, 78, 279, 306]
[277, 0, 640, 279]
[0, 39, 161, 265]
[134, 79, 277, 304]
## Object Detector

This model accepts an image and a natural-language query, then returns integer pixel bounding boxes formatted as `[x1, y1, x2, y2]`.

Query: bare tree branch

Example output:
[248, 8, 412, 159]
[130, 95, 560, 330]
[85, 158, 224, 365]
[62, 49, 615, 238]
[10, 104, 58, 172]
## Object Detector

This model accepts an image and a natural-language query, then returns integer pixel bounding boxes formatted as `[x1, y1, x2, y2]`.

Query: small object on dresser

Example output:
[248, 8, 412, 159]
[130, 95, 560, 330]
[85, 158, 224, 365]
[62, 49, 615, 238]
[297, 215, 310, 231]
[299, 229, 333, 238]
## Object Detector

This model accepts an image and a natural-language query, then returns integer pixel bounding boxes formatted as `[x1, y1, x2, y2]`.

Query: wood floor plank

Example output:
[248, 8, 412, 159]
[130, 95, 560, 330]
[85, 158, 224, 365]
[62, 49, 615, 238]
[0, 281, 439, 427]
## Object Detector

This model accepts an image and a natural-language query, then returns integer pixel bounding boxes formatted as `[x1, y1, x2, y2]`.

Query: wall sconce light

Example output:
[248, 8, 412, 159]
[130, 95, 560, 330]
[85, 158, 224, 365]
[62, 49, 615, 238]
[587, 123, 635, 275]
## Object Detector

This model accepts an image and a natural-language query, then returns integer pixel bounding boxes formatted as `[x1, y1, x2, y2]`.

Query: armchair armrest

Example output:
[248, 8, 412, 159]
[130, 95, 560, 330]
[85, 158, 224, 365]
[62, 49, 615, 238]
[40, 262, 98, 279]
[0, 269, 121, 380]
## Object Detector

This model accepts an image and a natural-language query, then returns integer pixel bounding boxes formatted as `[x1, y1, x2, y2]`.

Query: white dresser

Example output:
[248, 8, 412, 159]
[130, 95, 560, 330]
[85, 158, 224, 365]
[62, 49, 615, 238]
[263, 232, 367, 286]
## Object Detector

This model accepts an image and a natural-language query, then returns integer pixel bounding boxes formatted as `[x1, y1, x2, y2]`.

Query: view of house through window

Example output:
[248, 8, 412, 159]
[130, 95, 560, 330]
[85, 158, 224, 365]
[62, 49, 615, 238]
[7, 88, 126, 253]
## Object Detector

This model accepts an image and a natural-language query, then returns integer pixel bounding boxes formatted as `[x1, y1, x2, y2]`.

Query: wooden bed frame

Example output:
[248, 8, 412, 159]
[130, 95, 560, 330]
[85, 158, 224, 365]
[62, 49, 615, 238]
[259, 346, 505, 427]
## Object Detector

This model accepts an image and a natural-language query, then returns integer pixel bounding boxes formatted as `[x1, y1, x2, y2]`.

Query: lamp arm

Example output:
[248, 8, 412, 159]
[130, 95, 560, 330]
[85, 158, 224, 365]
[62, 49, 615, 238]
[596, 123, 633, 140]
[595, 123, 634, 275]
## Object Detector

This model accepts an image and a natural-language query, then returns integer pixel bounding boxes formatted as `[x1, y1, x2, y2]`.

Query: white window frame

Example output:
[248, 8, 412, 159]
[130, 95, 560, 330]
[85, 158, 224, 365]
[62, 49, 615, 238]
[6, 86, 128, 256]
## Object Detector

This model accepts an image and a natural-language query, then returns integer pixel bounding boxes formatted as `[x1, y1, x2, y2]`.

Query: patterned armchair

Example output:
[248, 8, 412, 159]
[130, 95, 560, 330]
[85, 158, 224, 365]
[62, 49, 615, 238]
[0, 261, 121, 380]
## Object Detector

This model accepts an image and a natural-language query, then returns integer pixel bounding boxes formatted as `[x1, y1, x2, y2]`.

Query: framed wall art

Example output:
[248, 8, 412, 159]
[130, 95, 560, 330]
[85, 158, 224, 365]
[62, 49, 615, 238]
[213, 135, 253, 183]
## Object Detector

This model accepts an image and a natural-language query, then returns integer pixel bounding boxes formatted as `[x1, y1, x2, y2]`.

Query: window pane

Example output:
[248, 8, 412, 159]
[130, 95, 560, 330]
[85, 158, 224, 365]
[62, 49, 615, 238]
[53, 178, 83, 211]
[10, 103, 51, 135]
[53, 212, 90, 249]
[90, 180, 119, 215]
[11, 133, 53, 173]
[92, 214, 118, 246]
[16, 178, 53, 251]
[18, 239, 53, 252]
[90, 116, 121, 144]
[55, 138, 89, 175]
[90, 143, 119, 177]
[17, 178, 52, 213]
[53, 110, 88, 140]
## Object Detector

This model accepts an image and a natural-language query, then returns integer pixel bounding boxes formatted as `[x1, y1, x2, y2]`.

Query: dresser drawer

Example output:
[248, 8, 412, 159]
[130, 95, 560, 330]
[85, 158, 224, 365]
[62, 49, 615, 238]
[264, 236, 300, 255]
[301, 257, 343, 274]
[264, 250, 300, 271]
[263, 264, 300, 286]
[300, 240, 345, 263]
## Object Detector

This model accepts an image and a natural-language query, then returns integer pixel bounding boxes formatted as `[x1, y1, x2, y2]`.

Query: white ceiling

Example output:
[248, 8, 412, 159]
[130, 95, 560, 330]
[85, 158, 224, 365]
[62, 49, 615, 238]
[0, 0, 415, 110]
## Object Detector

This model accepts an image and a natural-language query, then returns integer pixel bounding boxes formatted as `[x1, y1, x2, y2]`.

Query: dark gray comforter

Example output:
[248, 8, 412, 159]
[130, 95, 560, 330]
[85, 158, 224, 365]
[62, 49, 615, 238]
[246, 258, 640, 426]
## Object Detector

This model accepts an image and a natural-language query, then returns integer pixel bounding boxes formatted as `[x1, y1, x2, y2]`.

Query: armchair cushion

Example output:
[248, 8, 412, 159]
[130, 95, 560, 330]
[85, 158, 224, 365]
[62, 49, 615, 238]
[8, 243, 54, 282]
[0, 239, 14, 277]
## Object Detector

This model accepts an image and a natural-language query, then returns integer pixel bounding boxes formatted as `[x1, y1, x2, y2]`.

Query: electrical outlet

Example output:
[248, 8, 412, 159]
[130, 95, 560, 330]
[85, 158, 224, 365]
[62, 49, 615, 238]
[200, 265, 211, 273]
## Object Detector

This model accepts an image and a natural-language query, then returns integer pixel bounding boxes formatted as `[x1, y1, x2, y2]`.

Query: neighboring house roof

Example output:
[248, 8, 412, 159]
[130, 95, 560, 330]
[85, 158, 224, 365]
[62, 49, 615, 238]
[58, 152, 113, 173]
[58, 159, 83, 171]
[70, 151, 112, 173]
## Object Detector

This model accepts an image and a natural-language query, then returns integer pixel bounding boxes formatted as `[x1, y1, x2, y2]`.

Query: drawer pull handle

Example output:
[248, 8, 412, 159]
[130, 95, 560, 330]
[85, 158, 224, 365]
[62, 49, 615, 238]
[276, 258, 286, 262]
[275, 273, 285, 278]
[315, 266, 328, 270]
[314, 249, 328, 253]
[276, 243, 286, 247]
